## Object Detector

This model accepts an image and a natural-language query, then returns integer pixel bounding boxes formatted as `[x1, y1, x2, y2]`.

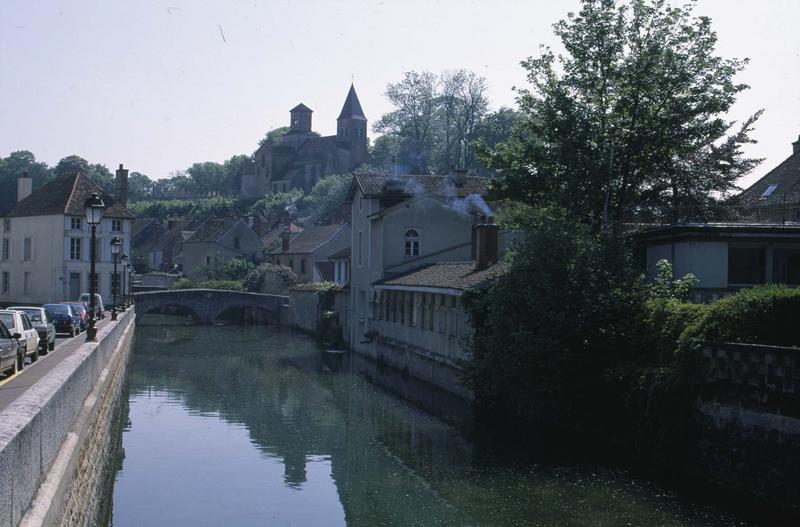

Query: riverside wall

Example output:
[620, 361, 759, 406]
[0, 309, 135, 527]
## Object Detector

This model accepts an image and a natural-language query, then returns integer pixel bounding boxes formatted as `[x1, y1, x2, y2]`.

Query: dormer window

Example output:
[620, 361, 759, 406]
[70, 217, 82, 230]
[405, 229, 420, 256]
[761, 184, 779, 199]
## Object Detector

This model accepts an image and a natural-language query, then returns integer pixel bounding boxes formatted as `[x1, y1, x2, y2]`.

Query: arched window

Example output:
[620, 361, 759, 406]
[405, 229, 420, 256]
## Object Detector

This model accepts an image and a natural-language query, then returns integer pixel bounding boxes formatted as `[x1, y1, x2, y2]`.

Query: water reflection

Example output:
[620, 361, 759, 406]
[107, 320, 749, 526]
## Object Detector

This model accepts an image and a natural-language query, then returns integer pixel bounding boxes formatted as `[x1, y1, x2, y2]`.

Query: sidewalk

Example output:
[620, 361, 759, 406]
[0, 317, 115, 413]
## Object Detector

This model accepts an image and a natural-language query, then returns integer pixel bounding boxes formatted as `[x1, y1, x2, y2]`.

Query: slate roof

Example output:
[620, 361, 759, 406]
[5, 172, 135, 219]
[337, 84, 366, 121]
[376, 261, 507, 292]
[291, 103, 313, 113]
[185, 218, 237, 243]
[159, 218, 203, 251]
[270, 223, 347, 255]
[739, 141, 800, 209]
[350, 173, 488, 200]
[328, 246, 350, 260]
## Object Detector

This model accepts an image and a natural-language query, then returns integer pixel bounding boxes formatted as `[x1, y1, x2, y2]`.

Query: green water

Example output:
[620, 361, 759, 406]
[106, 322, 749, 526]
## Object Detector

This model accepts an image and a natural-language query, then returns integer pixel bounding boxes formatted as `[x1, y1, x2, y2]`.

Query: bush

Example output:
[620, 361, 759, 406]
[206, 257, 256, 281]
[172, 278, 197, 290]
[682, 284, 800, 348]
[195, 280, 244, 291]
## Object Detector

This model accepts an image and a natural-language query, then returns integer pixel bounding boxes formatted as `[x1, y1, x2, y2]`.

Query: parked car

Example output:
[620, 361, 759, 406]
[0, 310, 40, 363]
[61, 302, 88, 331]
[44, 304, 81, 337]
[0, 319, 21, 376]
[79, 293, 105, 319]
[8, 307, 56, 353]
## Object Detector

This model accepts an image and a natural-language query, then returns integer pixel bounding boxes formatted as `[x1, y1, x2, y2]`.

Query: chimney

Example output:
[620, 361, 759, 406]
[17, 171, 32, 202]
[447, 166, 467, 188]
[281, 229, 291, 252]
[114, 163, 129, 207]
[793, 135, 800, 155]
[474, 219, 498, 270]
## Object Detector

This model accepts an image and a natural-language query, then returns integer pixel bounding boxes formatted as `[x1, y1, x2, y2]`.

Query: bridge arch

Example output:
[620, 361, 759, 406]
[134, 289, 288, 326]
[139, 303, 203, 325]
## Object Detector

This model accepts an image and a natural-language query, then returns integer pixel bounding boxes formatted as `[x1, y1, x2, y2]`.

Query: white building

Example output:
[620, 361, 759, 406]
[346, 171, 505, 396]
[0, 169, 135, 305]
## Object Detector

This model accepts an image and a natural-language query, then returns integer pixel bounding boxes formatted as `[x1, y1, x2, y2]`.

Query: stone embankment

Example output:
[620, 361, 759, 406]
[0, 309, 135, 527]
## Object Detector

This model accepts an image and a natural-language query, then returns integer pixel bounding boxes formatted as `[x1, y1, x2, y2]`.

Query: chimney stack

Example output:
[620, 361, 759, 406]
[114, 163, 129, 207]
[447, 167, 467, 188]
[474, 219, 498, 270]
[17, 171, 32, 202]
[793, 135, 800, 156]
[281, 229, 291, 252]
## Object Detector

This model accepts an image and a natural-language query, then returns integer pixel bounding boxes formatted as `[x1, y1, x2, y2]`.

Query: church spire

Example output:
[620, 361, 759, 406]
[337, 83, 366, 121]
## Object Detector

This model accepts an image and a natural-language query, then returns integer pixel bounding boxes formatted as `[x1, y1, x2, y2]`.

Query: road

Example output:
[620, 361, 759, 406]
[0, 315, 115, 413]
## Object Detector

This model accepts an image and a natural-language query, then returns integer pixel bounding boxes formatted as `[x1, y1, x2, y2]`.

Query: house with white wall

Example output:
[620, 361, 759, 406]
[0, 168, 135, 305]
[181, 218, 263, 279]
[633, 223, 800, 302]
[346, 170, 505, 396]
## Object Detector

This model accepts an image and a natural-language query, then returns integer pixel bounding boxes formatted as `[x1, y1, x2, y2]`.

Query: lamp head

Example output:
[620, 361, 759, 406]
[111, 236, 122, 255]
[83, 193, 105, 225]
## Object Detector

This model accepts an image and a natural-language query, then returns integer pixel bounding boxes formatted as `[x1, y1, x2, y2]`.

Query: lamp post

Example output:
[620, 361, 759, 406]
[128, 265, 135, 305]
[84, 193, 105, 341]
[121, 254, 128, 309]
[111, 236, 121, 320]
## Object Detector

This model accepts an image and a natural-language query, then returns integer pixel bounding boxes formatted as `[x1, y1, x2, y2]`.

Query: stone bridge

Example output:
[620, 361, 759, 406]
[134, 289, 289, 325]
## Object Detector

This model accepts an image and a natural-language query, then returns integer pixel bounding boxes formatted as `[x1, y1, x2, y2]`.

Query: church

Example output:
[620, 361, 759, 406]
[240, 84, 369, 198]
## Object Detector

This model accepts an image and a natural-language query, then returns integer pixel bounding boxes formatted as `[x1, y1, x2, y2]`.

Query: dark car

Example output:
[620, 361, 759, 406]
[0, 319, 21, 376]
[61, 302, 88, 331]
[44, 304, 81, 337]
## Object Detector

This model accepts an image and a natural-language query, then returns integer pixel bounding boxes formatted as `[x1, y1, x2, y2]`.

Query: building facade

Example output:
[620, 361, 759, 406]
[240, 84, 369, 198]
[269, 223, 350, 283]
[634, 223, 800, 302]
[0, 168, 135, 305]
[738, 135, 800, 222]
[181, 218, 263, 279]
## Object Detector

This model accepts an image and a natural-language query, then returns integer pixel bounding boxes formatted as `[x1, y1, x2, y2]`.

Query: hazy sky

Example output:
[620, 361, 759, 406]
[1, 0, 798, 189]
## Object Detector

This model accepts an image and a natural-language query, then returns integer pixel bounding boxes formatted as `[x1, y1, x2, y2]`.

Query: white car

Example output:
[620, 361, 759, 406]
[0, 310, 40, 363]
[79, 293, 105, 319]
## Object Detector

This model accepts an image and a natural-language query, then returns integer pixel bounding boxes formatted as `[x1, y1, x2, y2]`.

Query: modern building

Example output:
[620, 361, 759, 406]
[181, 218, 263, 279]
[269, 223, 350, 283]
[346, 170, 505, 396]
[0, 167, 135, 304]
[738, 135, 800, 222]
[633, 223, 800, 302]
[240, 84, 369, 197]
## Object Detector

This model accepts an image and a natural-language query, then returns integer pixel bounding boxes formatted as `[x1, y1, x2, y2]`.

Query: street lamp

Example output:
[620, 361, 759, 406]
[111, 236, 121, 321]
[121, 253, 128, 309]
[128, 265, 135, 305]
[84, 193, 105, 341]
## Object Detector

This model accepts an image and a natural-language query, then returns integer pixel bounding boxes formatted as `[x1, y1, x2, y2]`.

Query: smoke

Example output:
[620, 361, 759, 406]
[449, 193, 492, 217]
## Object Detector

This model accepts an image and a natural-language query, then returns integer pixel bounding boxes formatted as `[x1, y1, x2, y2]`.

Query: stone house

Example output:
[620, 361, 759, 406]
[269, 223, 350, 283]
[738, 135, 800, 222]
[181, 218, 263, 279]
[0, 168, 134, 304]
[346, 170, 505, 396]
[633, 223, 800, 302]
[132, 217, 166, 271]
[158, 217, 203, 271]
[240, 84, 369, 198]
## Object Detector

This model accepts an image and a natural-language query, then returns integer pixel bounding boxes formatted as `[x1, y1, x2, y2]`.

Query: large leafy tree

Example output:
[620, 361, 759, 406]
[483, 0, 761, 227]
[0, 151, 54, 214]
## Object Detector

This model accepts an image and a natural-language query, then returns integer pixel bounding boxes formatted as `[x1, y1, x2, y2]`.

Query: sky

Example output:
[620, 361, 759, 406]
[1, 0, 798, 189]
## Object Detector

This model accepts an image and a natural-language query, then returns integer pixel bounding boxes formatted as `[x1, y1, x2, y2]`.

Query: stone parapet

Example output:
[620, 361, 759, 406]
[0, 309, 135, 527]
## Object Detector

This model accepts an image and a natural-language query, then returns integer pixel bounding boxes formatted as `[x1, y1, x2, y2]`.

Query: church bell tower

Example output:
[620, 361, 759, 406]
[336, 84, 368, 168]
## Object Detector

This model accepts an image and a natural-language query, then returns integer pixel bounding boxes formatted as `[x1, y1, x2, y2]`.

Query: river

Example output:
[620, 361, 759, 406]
[103, 320, 750, 526]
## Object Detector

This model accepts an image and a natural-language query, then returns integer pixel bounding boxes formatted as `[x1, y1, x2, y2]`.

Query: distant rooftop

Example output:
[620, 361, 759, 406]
[376, 261, 507, 293]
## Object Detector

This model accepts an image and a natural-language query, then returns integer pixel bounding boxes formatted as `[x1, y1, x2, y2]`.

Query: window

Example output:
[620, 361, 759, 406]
[728, 246, 765, 285]
[3, 219, 9, 232]
[23, 238, 32, 261]
[70, 238, 81, 260]
[289, 259, 294, 270]
[234, 237, 240, 250]
[358, 231, 363, 266]
[112, 219, 122, 232]
[1, 272, 8, 294]
[761, 184, 779, 199]
[71, 217, 82, 230]
[23, 272, 30, 295]
[773, 248, 800, 285]
[405, 229, 420, 256]
[300, 259, 306, 274]
[2, 239, 8, 260]
[206, 255, 212, 266]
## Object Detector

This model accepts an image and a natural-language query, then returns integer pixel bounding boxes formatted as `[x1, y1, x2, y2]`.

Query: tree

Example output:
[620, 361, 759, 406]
[0, 151, 53, 214]
[307, 174, 352, 224]
[54, 155, 115, 193]
[128, 172, 155, 201]
[482, 0, 761, 228]
[258, 127, 290, 148]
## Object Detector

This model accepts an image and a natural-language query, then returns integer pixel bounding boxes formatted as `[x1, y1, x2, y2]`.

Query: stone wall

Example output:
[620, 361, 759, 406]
[0, 309, 135, 527]
[289, 289, 319, 334]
